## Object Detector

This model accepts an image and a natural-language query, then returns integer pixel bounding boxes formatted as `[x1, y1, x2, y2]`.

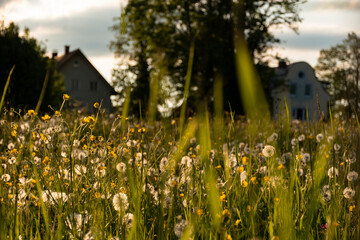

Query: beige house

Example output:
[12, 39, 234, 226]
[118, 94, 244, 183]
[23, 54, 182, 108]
[271, 61, 330, 121]
[54, 46, 116, 112]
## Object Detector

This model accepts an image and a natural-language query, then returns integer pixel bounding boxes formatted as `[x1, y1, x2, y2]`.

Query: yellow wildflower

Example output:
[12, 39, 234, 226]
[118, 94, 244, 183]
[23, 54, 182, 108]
[237, 166, 244, 173]
[27, 109, 37, 116]
[241, 180, 248, 188]
[264, 176, 270, 183]
[242, 156, 248, 165]
[246, 205, 252, 212]
[197, 209, 204, 216]
[93, 102, 100, 108]
[63, 94, 70, 100]
[41, 114, 51, 121]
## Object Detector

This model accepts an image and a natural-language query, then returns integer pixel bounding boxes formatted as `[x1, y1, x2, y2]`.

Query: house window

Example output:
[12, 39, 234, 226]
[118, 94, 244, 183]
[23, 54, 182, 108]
[72, 79, 79, 90]
[90, 81, 98, 91]
[292, 108, 306, 120]
[305, 84, 311, 96]
[290, 83, 297, 96]
[298, 71, 304, 78]
[74, 60, 79, 68]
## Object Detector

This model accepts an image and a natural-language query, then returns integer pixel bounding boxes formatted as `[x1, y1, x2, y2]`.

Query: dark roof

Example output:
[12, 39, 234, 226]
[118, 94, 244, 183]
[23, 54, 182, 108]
[55, 49, 117, 95]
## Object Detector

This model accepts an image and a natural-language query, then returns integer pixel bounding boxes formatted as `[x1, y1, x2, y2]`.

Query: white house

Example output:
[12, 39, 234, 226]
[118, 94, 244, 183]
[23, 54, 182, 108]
[271, 61, 330, 121]
[54, 46, 116, 112]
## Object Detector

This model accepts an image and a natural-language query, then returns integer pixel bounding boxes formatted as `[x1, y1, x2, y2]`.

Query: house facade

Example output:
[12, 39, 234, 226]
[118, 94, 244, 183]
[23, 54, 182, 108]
[55, 46, 116, 112]
[271, 61, 330, 121]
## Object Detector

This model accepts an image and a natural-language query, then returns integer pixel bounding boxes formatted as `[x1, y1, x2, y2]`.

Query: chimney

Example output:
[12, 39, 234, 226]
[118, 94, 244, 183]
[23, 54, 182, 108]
[65, 45, 70, 55]
[52, 51, 58, 59]
[278, 60, 287, 68]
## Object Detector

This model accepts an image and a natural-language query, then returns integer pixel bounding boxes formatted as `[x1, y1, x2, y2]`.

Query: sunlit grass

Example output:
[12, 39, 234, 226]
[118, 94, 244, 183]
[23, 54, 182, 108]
[0, 97, 359, 239]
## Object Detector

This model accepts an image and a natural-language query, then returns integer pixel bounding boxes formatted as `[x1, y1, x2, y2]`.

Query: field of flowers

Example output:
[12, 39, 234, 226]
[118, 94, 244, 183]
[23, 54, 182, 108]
[0, 96, 359, 240]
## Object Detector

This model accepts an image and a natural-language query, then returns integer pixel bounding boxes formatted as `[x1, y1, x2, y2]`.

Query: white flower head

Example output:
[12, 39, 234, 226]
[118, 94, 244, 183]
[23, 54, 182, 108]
[327, 167, 338, 178]
[112, 192, 129, 212]
[343, 187, 355, 199]
[1, 174, 10, 182]
[298, 134, 305, 142]
[316, 133, 324, 143]
[347, 171, 358, 182]
[262, 145, 275, 158]
[333, 143, 341, 152]
[116, 162, 126, 174]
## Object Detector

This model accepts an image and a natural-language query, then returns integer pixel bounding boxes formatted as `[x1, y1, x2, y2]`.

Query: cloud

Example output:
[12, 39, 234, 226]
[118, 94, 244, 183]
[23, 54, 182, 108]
[303, 0, 360, 12]
[17, 5, 120, 57]
[277, 32, 348, 50]
[0, 0, 10, 8]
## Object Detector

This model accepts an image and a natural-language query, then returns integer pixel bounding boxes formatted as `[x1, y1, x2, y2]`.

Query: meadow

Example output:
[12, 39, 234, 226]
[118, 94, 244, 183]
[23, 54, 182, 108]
[0, 95, 359, 240]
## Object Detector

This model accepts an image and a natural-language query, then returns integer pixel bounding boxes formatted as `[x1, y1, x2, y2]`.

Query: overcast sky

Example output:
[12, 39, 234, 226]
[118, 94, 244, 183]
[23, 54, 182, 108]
[1, 0, 360, 82]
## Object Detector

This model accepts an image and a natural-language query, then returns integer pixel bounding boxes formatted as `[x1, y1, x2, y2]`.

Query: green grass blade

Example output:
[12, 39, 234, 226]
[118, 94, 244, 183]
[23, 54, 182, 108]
[0, 65, 15, 114]
[35, 68, 50, 113]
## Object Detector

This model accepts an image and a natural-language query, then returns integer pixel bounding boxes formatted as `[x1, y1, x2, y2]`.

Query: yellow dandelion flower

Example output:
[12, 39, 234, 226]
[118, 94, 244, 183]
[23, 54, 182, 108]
[222, 209, 230, 217]
[197, 209, 204, 216]
[11, 130, 17, 137]
[241, 180, 248, 188]
[349, 205, 355, 212]
[94, 192, 101, 198]
[235, 219, 241, 226]
[264, 176, 270, 183]
[242, 156, 248, 165]
[63, 94, 70, 100]
[250, 177, 257, 184]
[220, 193, 226, 202]
[215, 165, 222, 169]
[179, 193, 184, 197]
[277, 164, 284, 170]
[90, 135, 96, 141]
[226, 234, 232, 240]
[296, 154, 303, 161]
[246, 205, 252, 212]
[27, 109, 37, 116]
[55, 110, 61, 117]
[93, 102, 100, 108]
[237, 166, 244, 173]
[41, 114, 51, 121]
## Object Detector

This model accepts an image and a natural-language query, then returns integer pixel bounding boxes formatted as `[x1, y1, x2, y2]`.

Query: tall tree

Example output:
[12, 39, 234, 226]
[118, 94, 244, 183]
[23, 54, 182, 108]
[315, 32, 360, 117]
[0, 21, 64, 111]
[110, 0, 305, 116]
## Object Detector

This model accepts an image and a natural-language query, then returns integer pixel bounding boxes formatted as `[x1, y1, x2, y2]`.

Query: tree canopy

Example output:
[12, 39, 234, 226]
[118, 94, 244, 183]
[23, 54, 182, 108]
[316, 32, 360, 118]
[110, 0, 305, 117]
[0, 21, 64, 111]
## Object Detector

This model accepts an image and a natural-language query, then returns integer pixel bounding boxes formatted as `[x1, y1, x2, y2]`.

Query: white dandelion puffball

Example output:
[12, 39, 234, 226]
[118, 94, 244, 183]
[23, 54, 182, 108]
[112, 193, 129, 212]
[316, 133, 324, 143]
[262, 145, 275, 158]
[343, 187, 355, 199]
[347, 171, 358, 182]
[327, 167, 338, 178]
[1, 174, 10, 182]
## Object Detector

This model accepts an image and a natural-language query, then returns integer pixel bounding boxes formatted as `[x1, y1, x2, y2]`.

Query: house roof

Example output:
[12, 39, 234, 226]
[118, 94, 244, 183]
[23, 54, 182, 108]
[272, 61, 330, 97]
[55, 49, 117, 95]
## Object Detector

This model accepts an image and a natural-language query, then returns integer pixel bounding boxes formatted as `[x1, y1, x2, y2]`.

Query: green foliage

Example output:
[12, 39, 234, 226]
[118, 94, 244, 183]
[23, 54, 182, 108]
[316, 32, 360, 118]
[110, 0, 305, 116]
[0, 21, 64, 112]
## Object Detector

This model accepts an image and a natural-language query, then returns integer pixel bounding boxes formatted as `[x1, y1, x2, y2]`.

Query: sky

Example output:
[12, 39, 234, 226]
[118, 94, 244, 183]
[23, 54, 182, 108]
[1, 0, 360, 83]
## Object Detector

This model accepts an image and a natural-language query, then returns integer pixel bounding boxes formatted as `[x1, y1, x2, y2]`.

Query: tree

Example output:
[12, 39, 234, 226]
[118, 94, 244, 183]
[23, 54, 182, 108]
[110, 0, 305, 116]
[0, 21, 64, 111]
[315, 32, 360, 117]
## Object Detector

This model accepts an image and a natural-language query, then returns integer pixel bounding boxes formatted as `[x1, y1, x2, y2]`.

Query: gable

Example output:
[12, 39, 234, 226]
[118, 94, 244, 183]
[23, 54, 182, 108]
[56, 49, 116, 94]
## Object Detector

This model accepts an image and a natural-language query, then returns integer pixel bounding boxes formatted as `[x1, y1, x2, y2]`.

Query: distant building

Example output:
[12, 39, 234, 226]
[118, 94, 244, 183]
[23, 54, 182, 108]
[54, 46, 116, 112]
[271, 61, 330, 121]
